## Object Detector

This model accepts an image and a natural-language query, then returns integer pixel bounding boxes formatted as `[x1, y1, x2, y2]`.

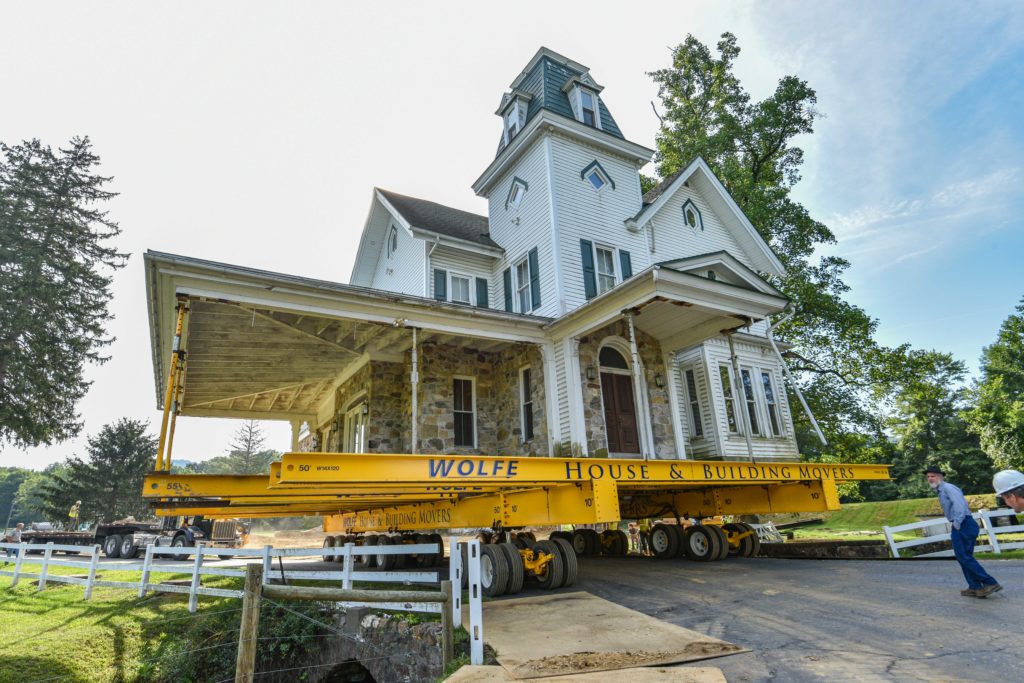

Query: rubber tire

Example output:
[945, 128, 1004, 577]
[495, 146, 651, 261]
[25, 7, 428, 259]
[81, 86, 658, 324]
[322, 536, 336, 563]
[391, 535, 408, 569]
[519, 531, 537, 543]
[532, 541, 565, 590]
[581, 529, 600, 556]
[649, 524, 678, 559]
[550, 537, 579, 587]
[549, 531, 570, 543]
[359, 535, 377, 569]
[706, 525, 730, 561]
[614, 530, 630, 556]
[103, 534, 123, 559]
[511, 536, 529, 549]
[499, 542, 524, 595]
[683, 526, 720, 562]
[429, 533, 444, 566]
[479, 544, 510, 597]
[667, 525, 688, 558]
[119, 535, 139, 559]
[725, 522, 761, 557]
[599, 529, 618, 556]
[171, 535, 191, 559]
[415, 534, 434, 568]
[334, 535, 350, 563]
[375, 535, 396, 570]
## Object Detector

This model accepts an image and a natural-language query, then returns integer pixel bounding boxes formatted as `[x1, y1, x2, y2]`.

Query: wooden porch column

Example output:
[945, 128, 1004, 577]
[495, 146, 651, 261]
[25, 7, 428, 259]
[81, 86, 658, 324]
[289, 420, 301, 452]
[411, 327, 419, 454]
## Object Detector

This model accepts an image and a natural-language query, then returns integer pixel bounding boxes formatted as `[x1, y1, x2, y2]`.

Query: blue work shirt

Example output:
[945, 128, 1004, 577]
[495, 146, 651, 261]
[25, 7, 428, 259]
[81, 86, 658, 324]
[936, 480, 971, 530]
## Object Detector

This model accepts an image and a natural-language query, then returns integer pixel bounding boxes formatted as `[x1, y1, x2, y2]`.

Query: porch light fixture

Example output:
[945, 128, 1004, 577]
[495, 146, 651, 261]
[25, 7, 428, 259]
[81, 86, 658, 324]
[586, 365, 597, 381]
[654, 373, 665, 388]
[362, 404, 369, 415]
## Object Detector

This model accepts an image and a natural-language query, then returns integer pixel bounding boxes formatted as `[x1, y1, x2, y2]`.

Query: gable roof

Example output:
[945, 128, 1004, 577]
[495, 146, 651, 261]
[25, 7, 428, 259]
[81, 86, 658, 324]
[658, 251, 784, 297]
[495, 47, 625, 156]
[376, 189, 499, 249]
[627, 157, 786, 277]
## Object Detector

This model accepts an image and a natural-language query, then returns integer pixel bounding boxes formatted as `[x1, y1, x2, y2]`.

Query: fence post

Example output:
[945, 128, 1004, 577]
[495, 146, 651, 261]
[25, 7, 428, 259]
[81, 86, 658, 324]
[12, 542, 27, 587]
[235, 562, 263, 683]
[980, 510, 1000, 554]
[882, 525, 899, 558]
[139, 544, 156, 598]
[261, 545, 272, 586]
[84, 545, 101, 601]
[449, 537, 462, 628]
[440, 579, 454, 669]
[466, 540, 483, 666]
[37, 543, 54, 591]
[189, 543, 205, 613]
[342, 543, 354, 590]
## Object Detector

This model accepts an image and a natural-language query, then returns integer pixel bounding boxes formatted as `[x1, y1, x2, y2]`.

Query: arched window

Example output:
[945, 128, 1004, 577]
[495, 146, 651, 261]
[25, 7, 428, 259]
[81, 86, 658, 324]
[599, 346, 629, 370]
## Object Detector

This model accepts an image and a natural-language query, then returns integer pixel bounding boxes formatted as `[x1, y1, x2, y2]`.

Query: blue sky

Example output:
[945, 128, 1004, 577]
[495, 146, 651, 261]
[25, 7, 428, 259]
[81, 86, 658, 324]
[2, 1, 1022, 468]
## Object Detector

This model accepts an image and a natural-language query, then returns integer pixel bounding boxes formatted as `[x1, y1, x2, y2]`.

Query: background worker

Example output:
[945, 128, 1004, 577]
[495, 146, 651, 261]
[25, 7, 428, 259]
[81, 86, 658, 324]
[993, 469, 1024, 513]
[67, 500, 82, 531]
[3, 522, 24, 564]
[924, 466, 1001, 598]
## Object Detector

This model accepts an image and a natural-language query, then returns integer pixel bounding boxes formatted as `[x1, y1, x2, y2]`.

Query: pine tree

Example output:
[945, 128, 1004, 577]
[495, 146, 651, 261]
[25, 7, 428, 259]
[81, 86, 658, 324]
[0, 137, 127, 449]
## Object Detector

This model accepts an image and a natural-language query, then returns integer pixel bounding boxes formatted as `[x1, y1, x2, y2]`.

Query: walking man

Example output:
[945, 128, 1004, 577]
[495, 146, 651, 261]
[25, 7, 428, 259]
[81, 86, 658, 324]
[3, 522, 24, 564]
[993, 470, 1024, 513]
[67, 501, 82, 531]
[925, 466, 1001, 598]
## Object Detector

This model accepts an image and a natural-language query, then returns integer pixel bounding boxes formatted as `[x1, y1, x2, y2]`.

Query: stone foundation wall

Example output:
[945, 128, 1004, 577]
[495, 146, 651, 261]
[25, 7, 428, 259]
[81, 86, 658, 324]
[490, 343, 548, 456]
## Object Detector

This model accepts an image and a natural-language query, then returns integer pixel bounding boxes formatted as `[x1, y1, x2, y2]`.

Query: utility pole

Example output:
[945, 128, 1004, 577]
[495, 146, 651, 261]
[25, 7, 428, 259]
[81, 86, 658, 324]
[235, 563, 263, 682]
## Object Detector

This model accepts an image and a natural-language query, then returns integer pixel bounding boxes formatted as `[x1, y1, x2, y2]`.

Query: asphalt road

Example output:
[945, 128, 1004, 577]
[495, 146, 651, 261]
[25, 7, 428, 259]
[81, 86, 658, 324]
[569, 555, 1024, 683]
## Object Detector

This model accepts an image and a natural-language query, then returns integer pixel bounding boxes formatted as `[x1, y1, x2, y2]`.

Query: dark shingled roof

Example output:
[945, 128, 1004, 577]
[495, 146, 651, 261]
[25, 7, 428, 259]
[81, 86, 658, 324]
[641, 157, 700, 206]
[377, 189, 500, 250]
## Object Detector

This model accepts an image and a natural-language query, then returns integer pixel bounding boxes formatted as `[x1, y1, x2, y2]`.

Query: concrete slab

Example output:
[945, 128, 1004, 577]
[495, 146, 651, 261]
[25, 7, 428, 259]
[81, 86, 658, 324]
[446, 665, 726, 682]
[481, 591, 746, 679]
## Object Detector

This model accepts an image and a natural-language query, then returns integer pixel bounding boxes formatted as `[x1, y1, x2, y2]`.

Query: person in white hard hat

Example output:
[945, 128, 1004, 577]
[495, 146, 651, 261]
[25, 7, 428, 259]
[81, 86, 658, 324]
[993, 469, 1024, 513]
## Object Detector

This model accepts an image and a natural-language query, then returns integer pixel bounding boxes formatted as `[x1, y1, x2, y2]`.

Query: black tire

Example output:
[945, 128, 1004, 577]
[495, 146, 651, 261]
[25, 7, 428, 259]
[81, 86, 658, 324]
[103, 534, 123, 559]
[415, 534, 434, 568]
[668, 525, 688, 558]
[706, 525, 730, 561]
[375, 535, 396, 570]
[322, 536, 336, 563]
[499, 543, 524, 594]
[356, 535, 375, 569]
[724, 522, 760, 557]
[599, 529, 617, 556]
[649, 524, 678, 559]
[479, 544, 509, 597]
[550, 537, 578, 587]
[683, 526, 720, 562]
[570, 530, 589, 556]
[549, 531, 570, 543]
[581, 529, 600, 555]
[334, 535, 349, 563]
[511, 535, 528, 549]
[119, 535, 139, 559]
[519, 531, 537, 543]
[392, 535, 409, 569]
[532, 541, 565, 590]
[429, 533, 444, 566]
[614, 530, 629, 556]
[171, 535, 191, 559]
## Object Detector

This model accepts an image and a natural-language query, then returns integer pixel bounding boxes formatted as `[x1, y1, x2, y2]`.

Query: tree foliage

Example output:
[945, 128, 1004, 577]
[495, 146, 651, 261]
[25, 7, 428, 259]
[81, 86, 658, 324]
[187, 420, 280, 474]
[0, 137, 127, 449]
[648, 33, 919, 455]
[967, 298, 1024, 470]
[41, 418, 157, 524]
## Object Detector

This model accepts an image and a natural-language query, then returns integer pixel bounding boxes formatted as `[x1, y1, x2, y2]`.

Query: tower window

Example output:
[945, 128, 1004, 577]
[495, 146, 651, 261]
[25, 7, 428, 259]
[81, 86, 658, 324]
[587, 170, 605, 190]
[580, 90, 597, 126]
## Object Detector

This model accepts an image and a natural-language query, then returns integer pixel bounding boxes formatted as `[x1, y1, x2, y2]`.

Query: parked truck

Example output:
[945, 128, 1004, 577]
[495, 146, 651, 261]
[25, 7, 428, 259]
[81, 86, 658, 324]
[19, 515, 249, 558]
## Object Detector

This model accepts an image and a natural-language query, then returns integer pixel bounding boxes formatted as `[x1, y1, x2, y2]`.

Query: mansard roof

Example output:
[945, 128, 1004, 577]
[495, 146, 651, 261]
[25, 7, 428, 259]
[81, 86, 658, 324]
[494, 47, 625, 156]
[376, 189, 499, 249]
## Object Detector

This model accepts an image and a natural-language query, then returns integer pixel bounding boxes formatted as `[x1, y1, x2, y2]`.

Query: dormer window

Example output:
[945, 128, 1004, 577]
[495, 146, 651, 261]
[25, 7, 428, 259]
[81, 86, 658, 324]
[505, 110, 519, 141]
[682, 199, 703, 231]
[580, 90, 597, 126]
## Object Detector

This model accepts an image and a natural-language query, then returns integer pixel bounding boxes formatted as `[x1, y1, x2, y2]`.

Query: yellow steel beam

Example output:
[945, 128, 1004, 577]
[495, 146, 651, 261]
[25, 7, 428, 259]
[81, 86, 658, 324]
[278, 452, 889, 487]
[155, 303, 188, 471]
[143, 473, 507, 499]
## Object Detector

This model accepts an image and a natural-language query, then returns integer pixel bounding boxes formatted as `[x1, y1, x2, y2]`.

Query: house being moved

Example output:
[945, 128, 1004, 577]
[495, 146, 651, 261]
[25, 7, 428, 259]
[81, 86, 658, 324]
[146, 47, 801, 465]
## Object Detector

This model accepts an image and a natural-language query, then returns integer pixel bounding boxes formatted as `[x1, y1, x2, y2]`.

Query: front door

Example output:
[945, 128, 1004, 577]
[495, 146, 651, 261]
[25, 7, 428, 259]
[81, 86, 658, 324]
[601, 372, 640, 454]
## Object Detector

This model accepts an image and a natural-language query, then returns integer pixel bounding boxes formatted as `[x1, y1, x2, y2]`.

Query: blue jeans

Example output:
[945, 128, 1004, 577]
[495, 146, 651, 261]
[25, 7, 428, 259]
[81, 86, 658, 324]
[950, 516, 997, 589]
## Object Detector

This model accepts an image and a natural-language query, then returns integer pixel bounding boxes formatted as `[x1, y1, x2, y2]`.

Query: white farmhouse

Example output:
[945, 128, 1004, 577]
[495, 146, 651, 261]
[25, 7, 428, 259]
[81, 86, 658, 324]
[146, 47, 800, 463]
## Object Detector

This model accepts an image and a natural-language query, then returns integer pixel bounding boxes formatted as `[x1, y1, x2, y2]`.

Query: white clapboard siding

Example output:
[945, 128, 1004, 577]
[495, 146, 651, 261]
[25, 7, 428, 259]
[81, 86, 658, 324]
[369, 221, 427, 297]
[646, 186, 756, 272]
[554, 342, 571, 445]
[485, 139, 554, 314]
[550, 136, 648, 314]
[428, 246, 496, 304]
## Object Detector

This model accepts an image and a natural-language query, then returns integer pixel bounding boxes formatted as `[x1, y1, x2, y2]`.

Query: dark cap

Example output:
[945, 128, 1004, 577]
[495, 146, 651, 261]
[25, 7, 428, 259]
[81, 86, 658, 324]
[923, 466, 945, 476]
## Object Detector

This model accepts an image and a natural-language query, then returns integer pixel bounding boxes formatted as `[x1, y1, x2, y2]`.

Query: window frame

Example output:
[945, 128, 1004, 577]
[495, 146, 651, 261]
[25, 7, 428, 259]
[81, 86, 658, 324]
[508, 180, 525, 209]
[520, 366, 534, 443]
[760, 369, 783, 437]
[718, 364, 740, 434]
[585, 167, 608, 191]
[505, 109, 519, 143]
[448, 272, 473, 305]
[574, 87, 602, 130]
[682, 198, 703, 232]
[453, 376, 477, 448]
[682, 367, 705, 439]
[593, 243, 618, 295]
[515, 256, 531, 313]
[386, 225, 399, 259]
[739, 366, 762, 437]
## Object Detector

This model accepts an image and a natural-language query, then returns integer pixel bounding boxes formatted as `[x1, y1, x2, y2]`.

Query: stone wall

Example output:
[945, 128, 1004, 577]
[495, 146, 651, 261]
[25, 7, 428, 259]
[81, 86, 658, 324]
[577, 319, 678, 458]
[489, 343, 548, 456]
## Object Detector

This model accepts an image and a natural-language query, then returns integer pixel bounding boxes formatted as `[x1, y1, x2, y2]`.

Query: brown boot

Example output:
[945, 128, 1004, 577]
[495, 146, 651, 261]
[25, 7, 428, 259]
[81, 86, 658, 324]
[977, 584, 1003, 597]
[961, 588, 984, 597]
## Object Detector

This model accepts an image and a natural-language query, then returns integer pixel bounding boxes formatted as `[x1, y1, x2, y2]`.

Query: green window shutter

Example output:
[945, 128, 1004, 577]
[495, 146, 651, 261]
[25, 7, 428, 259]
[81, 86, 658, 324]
[503, 268, 513, 312]
[580, 239, 597, 300]
[528, 247, 541, 310]
[475, 277, 489, 309]
[619, 250, 632, 280]
[433, 269, 447, 301]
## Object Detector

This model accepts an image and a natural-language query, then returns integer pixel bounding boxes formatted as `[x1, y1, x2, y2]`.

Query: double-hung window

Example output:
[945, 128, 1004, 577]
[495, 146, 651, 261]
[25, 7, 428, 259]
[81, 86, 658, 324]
[520, 367, 534, 442]
[719, 365, 739, 434]
[453, 378, 476, 447]
[739, 368, 761, 436]
[505, 110, 519, 143]
[450, 273, 472, 305]
[595, 245, 617, 294]
[515, 258, 531, 313]
[683, 368, 704, 439]
[580, 90, 597, 126]
[761, 370, 783, 436]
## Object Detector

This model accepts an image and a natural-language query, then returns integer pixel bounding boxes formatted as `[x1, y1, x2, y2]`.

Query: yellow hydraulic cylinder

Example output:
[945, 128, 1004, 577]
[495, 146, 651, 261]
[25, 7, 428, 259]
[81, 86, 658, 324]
[155, 303, 187, 471]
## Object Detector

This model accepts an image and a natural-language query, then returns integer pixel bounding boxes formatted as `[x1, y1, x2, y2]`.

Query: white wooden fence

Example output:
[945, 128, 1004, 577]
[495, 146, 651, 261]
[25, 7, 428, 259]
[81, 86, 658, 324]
[2, 537, 485, 665]
[883, 509, 1024, 558]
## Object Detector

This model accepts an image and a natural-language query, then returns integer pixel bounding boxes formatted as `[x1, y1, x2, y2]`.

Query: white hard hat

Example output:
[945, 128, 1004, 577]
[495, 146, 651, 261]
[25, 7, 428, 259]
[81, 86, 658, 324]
[993, 469, 1024, 496]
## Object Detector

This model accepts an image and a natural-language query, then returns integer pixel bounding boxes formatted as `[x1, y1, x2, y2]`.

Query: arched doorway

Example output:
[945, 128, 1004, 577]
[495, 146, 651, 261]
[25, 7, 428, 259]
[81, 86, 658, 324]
[599, 346, 640, 455]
